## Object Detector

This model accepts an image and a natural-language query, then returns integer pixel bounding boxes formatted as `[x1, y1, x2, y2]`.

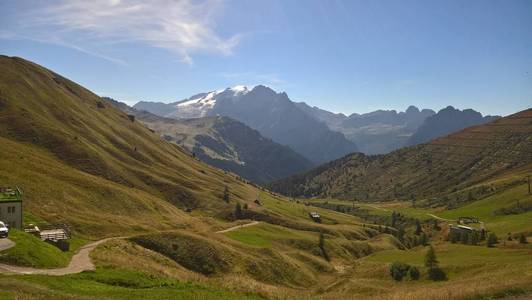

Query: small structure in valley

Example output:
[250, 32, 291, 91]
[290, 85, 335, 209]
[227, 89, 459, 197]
[458, 216, 479, 224]
[25, 224, 71, 252]
[309, 212, 321, 223]
[449, 224, 476, 235]
[0, 187, 23, 229]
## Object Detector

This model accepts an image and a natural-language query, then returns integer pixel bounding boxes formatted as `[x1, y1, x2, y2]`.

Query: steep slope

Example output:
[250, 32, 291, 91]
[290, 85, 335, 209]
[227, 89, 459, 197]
[294, 102, 347, 128]
[110, 101, 313, 184]
[0, 55, 255, 235]
[269, 108, 532, 203]
[134, 86, 358, 164]
[407, 106, 500, 146]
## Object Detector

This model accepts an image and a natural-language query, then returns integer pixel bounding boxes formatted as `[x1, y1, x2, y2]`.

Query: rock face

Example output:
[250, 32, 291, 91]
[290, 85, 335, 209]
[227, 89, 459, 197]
[406, 106, 500, 146]
[269, 108, 532, 203]
[134, 85, 358, 164]
[336, 106, 436, 154]
[113, 100, 313, 184]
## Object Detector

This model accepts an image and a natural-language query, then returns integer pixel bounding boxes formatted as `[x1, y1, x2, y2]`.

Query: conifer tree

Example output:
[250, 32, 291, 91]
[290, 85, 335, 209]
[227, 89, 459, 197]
[223, 186, 230, 203]
[424, 245, 438, 270]
[415, 219, 422, 235]
[235, 202, 242, 219]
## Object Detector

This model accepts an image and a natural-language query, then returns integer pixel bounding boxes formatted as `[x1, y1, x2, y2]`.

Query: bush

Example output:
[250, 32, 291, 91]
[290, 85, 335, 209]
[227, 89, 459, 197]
[390, 262, 411, 281]
[487, 233, 498, 247]
[409, 266, 420, 280]
[428, 267, 447, 281]
[519, 233, 528, 244]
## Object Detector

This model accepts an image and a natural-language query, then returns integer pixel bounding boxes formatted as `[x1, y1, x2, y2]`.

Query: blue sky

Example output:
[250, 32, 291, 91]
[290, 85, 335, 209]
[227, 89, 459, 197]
[1, 0, 531, 116]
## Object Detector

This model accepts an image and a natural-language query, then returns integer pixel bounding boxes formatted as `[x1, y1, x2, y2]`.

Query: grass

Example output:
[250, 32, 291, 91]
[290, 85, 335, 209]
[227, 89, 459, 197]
[225, 222, 315, 248]
[0, 267, 261, 300]
[438, 184, 532, 235]
[260, 192, 364, 226]
[0, 229, 87, 268]
[366, 243, 531, 268]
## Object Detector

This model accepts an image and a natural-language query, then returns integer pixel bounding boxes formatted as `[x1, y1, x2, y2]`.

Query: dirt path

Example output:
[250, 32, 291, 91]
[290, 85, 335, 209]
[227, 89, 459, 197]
[0, 237, 121, 276]
[0, 221, 260, 275]
[216, 221, 260, 233]
[365, 204, 390, 212]
[0, 238, 15, 252]
[426, 213, 456, 222]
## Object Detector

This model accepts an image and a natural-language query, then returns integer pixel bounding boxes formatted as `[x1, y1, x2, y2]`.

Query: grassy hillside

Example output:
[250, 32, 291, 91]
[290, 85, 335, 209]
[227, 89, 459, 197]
[270, 109, 532, 204]
[0, 55, 256, 236]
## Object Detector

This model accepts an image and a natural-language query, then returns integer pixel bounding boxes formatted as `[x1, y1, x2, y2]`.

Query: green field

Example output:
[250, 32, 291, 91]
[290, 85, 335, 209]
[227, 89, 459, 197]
[0, 230, 87, 268]
[225, 222, 316, 248]
[0, 267, 261, 300]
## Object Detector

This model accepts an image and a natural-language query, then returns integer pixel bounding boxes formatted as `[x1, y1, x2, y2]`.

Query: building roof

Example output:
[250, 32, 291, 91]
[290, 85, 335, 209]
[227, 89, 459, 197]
[0, 187, 22, 202]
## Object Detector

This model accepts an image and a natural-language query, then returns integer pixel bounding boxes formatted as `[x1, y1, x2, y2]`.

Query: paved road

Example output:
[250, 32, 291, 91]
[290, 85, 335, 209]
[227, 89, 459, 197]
[216, 221, 260, 233]
[0, 238, 15, 252]
[0, 237, 120, 276]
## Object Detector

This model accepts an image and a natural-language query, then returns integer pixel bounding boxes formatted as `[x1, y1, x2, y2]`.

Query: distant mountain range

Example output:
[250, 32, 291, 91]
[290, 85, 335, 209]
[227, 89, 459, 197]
[297, 103, 436, 154]
[135, 85, 501, 157]
[406, 106, 500, 146]
[269, 108, 531, 203]
[108, 98, 312, 184]
[135, 85, 358, 164]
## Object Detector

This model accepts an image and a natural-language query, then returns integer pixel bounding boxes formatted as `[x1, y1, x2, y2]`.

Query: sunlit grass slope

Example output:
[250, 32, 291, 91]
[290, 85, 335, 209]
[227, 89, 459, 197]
[0, 55, 255, 236]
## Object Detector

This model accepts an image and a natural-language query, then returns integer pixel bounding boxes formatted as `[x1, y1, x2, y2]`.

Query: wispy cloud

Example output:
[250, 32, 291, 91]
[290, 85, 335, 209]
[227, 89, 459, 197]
[220, 72, 286, 88]
[2, 0, 241, 65]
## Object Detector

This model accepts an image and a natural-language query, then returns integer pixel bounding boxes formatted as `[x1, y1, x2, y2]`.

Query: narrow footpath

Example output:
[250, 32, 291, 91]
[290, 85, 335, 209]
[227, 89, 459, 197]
[0, 237, 119, 276]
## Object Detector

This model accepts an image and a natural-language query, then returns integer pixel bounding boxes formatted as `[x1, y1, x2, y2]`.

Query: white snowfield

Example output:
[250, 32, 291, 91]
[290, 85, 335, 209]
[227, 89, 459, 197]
[170, 85, 251, 119]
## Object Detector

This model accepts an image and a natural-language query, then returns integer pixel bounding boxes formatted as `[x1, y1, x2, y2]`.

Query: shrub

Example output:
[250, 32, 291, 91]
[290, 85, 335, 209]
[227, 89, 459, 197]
[428, 267, 447, 281]
[409, 266, 420, 280]
[519, 233, 528, 244]
[487, 233, 498, 247]
[390, 262, 411, 281]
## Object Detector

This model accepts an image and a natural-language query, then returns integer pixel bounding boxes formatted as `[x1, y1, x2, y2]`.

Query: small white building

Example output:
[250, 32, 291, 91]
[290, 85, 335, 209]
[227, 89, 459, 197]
[0, 187, 22, 229]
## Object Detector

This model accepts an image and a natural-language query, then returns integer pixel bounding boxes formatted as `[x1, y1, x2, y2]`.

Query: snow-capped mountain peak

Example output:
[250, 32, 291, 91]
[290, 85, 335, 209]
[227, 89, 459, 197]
[170, 85, 251, 118]
[228, 85, 249, 95]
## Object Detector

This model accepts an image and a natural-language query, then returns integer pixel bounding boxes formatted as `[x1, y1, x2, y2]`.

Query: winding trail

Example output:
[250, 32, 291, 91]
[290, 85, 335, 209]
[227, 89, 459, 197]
[0, 221, 261, 276]
[216, 221, 260, 233]
[0, 237, 122, 276]
[426, 213, 456, 222]
[364, 204, 390, 212]
[0, 238, 15, 252]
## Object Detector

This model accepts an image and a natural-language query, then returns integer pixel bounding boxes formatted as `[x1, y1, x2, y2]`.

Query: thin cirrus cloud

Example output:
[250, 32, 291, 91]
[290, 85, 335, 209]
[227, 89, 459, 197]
[220, 72, 286, 89]
[3, 0, 242, 65]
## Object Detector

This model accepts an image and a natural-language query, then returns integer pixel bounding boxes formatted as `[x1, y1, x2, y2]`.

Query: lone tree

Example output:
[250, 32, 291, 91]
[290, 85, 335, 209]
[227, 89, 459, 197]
[223, 186, 230, 203]
[415, 219, 422, 235]
[234, 203, 243, 219]
[487, 233, 498, 247]
[424, 245, 438, 270]
[420, 233, 429, 246]
[425, 246, 446, 281]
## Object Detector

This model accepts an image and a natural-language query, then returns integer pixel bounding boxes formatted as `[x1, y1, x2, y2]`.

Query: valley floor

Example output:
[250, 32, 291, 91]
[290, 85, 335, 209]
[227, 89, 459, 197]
[1, 185, 531, 299]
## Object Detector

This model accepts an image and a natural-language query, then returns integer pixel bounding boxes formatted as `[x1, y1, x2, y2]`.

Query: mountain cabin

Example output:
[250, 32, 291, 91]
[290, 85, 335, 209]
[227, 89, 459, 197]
[0, 187, 23, 229]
